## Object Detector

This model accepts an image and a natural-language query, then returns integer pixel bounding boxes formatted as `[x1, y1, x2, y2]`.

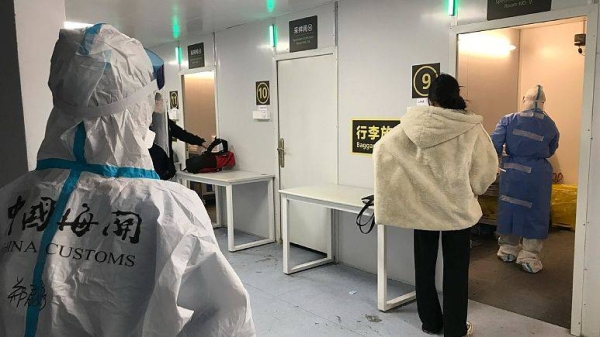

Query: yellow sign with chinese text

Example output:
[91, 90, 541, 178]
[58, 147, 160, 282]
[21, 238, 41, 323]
[351, 118, 401, 155]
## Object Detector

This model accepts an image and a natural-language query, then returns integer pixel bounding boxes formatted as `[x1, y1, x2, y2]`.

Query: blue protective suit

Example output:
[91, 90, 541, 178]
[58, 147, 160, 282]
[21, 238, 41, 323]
[490, 109, 559, 239]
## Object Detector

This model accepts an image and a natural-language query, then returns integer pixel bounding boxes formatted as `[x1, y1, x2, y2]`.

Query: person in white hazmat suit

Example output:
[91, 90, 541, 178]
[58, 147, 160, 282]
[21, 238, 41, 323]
[0, 24, 255, 337]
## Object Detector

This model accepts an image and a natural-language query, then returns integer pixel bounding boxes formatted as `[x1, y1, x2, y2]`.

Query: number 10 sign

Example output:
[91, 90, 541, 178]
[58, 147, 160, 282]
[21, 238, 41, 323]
[256, 81, 270, 105]
[412, 63, 440, 98]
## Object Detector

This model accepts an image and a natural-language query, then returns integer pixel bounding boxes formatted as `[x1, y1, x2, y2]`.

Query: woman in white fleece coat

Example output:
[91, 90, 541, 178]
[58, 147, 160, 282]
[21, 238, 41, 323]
[374, 74, 497, 337]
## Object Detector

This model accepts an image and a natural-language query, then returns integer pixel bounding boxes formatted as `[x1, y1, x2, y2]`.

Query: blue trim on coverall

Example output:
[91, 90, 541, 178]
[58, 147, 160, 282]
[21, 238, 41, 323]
[25, 122, 159, 336]
[25, 23, 159, 335]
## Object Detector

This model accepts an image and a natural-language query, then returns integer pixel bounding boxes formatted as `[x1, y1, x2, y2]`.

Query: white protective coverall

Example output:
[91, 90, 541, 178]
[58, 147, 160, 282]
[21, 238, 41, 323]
[0, 24, 255, 337]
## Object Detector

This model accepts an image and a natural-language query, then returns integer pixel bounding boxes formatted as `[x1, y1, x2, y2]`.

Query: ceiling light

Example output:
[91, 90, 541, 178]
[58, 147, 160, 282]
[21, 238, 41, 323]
[448, 0, 457, 16]
[168, 60, 188, 68]
[269, 24, 277, 47]
[459, 33, 517, 57]
[267, 0, 276, 13]
[172, 15, 181, 39]
[186, 71, 214, 79]
[63, 21, 93, 29]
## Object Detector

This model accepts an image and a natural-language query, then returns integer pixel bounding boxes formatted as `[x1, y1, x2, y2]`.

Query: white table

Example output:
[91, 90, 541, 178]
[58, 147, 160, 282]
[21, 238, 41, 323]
[279, 184, 416, 312]
[177, 171, 275, 252]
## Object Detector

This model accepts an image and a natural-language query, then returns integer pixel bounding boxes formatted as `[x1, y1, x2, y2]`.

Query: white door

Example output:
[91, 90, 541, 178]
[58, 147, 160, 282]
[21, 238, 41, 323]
[278, 54, 337, 253]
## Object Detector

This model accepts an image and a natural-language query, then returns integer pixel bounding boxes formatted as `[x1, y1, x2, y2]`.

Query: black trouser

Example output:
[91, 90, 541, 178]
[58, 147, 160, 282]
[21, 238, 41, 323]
[414, 228, 471, 337]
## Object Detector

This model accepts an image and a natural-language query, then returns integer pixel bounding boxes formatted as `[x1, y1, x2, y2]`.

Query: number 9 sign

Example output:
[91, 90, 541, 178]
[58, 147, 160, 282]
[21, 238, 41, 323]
[412, 63, 440, 98]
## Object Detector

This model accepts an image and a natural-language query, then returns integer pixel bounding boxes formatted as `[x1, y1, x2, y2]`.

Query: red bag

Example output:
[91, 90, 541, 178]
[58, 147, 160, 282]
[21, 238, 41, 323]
[185, 139, 235, 173]
[214, 151, 235, 172]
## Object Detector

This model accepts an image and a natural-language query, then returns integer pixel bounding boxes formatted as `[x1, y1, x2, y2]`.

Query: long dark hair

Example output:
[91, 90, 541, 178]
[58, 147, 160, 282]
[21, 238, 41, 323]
[428, 74, 467, 110]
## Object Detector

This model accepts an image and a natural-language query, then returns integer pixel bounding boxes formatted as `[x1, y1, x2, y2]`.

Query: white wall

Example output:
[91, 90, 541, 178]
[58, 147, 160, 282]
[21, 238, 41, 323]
[519, 22, 585, 185]
[0, 0, 28, 188]
[582, 11, 600, 335]
[585, 52, 600, 337]
[336, 0, 452, 286]
[338, 0, 451, 189]
[209, 3, 337, 237]
[14, 0, 65, 170]
[215, 19, 277, 236]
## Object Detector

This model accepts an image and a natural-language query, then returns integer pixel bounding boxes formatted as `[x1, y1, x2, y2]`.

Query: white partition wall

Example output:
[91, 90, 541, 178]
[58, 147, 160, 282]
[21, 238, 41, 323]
[13, 0, 66, 170]
[336, 0, 452, 288]
[215, 20, 277, 238]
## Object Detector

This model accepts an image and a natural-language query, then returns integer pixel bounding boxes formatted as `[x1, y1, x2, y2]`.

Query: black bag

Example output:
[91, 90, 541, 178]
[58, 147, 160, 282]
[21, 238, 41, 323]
[356, 195, 375, 234]
[185, 138, 235, 173]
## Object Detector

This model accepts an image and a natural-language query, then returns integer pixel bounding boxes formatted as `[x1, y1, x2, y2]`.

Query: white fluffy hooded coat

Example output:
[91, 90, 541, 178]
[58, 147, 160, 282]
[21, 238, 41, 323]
[374, 106, 498, 231]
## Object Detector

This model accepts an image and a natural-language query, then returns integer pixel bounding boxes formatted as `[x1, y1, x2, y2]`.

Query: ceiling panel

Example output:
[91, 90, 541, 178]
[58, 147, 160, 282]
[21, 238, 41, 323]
[65, 0, 334, 47]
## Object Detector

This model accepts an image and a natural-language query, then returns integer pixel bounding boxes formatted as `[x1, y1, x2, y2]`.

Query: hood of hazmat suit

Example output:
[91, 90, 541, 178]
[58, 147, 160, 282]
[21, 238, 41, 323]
[522, 85, 546, 111]
[0, 24, 255, 337]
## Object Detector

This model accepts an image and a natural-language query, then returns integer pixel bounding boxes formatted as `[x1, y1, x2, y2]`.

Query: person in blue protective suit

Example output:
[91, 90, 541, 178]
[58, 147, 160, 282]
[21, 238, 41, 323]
[490, 85, 560, 274]
[0, 24, 255, 337]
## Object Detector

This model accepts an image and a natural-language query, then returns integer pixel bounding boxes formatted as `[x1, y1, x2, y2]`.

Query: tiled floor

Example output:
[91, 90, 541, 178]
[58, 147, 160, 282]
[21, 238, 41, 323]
[469, 227, 574, 328]
[215, 228, 572, 337]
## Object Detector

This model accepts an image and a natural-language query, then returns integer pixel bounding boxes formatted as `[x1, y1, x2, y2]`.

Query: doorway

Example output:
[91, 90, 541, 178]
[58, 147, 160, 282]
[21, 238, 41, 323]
[181, 71, 218, 221]
[277, 53, 338, 253]
[456, 18, 586, 329]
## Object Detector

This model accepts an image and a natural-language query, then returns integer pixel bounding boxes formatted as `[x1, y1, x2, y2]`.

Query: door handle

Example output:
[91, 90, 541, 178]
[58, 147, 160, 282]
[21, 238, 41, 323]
[277, 138, 285, 168]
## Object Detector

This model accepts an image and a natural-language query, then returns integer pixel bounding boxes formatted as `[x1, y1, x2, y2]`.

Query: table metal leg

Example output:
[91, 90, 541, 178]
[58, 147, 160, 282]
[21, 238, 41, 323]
[226, 185, 235, 252]
[327, 209, 336, 261]
[378, 224, 388, 311]
[215, 186, 223, 228]
[268, 178, 275, 242]
[378, 224, 416, 311]
[282, 194, 290, 274]
[177, 177, 188, 188]
[283, 197, 334, 274]
[228, 180, 276, 252]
